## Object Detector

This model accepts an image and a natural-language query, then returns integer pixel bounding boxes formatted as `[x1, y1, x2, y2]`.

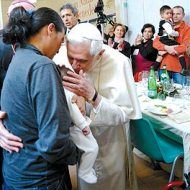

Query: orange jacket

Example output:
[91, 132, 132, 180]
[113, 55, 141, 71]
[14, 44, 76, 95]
[153, 21, 190, 72]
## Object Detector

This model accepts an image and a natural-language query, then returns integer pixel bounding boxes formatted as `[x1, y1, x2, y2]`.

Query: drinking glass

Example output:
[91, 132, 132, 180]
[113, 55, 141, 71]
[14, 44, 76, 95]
[185, 78, 190, 95]
[141, 71, 149, 88]
[155, 71, 159, 82]
[164, 81, 174, 96]
[172, 94, 184, 108]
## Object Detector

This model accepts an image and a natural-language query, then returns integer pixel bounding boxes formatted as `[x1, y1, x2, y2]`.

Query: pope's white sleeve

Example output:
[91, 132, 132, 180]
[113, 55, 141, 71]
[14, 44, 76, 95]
[89, 97, 135, 126]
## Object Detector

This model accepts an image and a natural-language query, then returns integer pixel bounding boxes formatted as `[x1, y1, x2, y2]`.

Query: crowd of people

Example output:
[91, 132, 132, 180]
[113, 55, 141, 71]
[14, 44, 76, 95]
[0, 0, 189, 190]
[105, 5, 190, 84]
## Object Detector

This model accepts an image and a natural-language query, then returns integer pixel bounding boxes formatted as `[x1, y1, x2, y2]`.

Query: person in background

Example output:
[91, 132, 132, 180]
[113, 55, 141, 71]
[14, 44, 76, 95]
[153, 5, 190, 84]
[0, 0, 36, 187]
[157, 5, 187, 73]
[1, 6, 79, 190]
[131, 23, 158, 81]
[108, 23, 131, 58]
[0, 0, 36, 96]
[104, 25, 115, 44]
[7, 0, 36, 16]
[60, 3, 80, 35]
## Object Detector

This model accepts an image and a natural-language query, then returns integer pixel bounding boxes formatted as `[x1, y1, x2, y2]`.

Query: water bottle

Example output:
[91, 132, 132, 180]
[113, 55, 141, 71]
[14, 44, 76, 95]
[148, 66, 157, 99]
[160, 65, 170, 85]
[160, 65, 171, 95]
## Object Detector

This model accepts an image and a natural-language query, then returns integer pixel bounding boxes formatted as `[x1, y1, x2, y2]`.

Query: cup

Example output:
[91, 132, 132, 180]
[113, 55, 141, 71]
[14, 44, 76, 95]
[172, 94, 184, 108]
[141, 71, 149, 88]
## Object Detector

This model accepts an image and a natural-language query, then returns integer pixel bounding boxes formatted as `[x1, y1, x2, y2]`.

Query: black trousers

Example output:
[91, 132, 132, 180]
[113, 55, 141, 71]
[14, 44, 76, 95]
[160, 36, 179, 46]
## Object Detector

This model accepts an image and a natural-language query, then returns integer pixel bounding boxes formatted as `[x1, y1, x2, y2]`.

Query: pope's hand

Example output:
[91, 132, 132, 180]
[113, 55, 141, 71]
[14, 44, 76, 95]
[63, 70, 95, 101]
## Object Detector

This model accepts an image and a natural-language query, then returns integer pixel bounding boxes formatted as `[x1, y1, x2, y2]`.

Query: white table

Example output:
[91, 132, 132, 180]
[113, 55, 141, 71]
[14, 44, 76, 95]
[136, 82, 190, 175]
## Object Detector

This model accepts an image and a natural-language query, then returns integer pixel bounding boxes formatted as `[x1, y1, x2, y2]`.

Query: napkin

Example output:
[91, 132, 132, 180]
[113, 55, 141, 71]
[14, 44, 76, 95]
[168, 111, 190, 124]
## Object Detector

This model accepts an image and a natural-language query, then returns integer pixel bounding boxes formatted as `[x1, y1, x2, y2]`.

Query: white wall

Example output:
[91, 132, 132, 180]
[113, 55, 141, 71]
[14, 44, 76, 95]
[0, 1, 3, 30]
[126, 0, 190, 44]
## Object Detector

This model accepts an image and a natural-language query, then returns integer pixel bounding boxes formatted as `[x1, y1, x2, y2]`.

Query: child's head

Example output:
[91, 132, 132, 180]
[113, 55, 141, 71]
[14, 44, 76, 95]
[160, 5, 172, 21]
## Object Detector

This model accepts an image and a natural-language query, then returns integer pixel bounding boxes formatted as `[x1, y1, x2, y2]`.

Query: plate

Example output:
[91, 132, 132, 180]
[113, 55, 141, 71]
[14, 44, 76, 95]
[173, 83, 182, 90]
[147, 104, 181, 116]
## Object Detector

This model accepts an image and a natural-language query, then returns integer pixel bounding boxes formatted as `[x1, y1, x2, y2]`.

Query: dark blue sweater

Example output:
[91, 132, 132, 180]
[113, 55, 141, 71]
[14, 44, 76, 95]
[1, 45, 77, 189]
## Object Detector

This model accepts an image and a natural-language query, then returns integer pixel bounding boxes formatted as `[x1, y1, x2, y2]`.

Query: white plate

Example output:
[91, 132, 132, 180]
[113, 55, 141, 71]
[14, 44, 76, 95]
[173, 83, 182, 90]
[147, 104, 181, 116]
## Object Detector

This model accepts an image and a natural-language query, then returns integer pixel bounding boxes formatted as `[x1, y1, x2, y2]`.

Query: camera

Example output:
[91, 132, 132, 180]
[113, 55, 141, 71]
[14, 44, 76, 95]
[94, 0, 106, 25]
[94, 0, 115, 36]
[94, 0, 104, 14]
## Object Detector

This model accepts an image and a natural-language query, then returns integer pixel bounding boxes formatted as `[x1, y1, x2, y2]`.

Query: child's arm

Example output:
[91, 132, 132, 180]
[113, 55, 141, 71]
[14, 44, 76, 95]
[162, 22, 179, 37]
[71, 95, 86, 116]
[65, 89, 91, 132]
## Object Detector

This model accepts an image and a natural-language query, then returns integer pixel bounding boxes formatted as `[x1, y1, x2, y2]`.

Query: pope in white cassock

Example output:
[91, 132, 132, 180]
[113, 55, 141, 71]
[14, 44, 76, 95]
[54, 23, 142, 190]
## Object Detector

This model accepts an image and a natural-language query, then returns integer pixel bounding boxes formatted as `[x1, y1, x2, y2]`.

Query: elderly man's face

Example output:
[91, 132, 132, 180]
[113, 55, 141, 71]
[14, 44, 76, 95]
[172, 8, 184, 25]
[66, 42, 96, 73]
[60, 8, 78, 30]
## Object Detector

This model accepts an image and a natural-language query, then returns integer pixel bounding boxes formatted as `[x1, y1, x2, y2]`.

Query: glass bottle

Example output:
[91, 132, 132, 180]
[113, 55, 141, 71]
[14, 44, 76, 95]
[160, 64, 170, 85]
[160, 65, 171, 95]
[148, 66, 157, 99]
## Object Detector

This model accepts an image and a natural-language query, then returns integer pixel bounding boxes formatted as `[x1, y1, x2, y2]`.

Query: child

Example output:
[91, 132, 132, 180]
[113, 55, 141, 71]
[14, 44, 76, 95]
[58, 65, 99, 184]
[157, 5, 186, 72]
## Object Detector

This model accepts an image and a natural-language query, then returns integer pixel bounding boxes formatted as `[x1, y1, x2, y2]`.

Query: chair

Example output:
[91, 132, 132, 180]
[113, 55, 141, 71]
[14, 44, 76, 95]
[163, 172, 190, 190]
[130, 118, 184, 182]
[163, 181, 186, 190]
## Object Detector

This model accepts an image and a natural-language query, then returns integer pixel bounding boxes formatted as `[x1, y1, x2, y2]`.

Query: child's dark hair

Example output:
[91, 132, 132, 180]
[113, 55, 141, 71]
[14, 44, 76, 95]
[3, 6, 64, 46]
[160, 5, 171, 14]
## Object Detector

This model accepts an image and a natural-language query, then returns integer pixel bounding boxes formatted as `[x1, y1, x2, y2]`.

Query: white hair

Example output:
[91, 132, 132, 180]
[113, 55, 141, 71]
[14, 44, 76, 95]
[67, 23, 103, 56]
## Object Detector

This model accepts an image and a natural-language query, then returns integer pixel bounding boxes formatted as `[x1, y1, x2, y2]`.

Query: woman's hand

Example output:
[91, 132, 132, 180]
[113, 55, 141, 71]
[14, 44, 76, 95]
[135, 34, 142, 45]
[108, 38, 113, 47]
[0, 111, 23, 153]
[118, 38, 124, 45]
[71, 95, 86, 116]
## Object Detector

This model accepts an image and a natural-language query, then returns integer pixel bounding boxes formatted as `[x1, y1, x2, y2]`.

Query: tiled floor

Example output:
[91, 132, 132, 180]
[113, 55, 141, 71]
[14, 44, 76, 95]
[69, 154, 178, 190]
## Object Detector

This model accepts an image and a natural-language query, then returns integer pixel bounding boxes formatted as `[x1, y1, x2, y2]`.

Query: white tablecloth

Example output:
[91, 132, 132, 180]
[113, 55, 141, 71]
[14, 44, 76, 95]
[136, 82, 190, 175]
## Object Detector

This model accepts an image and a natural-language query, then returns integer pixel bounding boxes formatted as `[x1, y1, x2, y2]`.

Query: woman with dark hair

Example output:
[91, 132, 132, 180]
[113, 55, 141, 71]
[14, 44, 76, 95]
[108, 23, 131, 58]
[1, 6, 78, 190]
[131, 23, 158, 81]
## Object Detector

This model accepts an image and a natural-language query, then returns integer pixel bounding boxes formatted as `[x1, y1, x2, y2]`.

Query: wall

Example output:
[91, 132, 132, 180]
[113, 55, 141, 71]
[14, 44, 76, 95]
[59, 0, 115, 22]
[126, 0, 190, 44]
[1, 0, 65, 25]
[0, 1, 3, 29]
[1, 0, 115, 26]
